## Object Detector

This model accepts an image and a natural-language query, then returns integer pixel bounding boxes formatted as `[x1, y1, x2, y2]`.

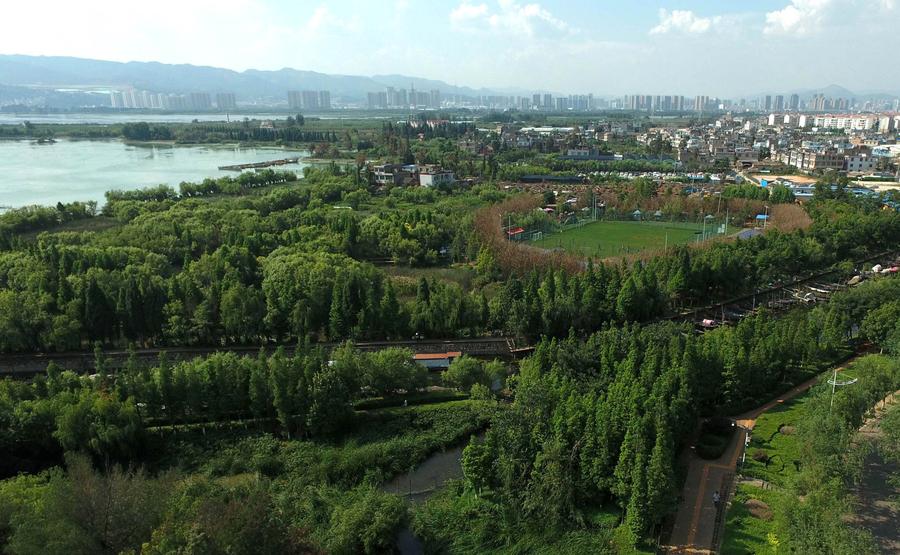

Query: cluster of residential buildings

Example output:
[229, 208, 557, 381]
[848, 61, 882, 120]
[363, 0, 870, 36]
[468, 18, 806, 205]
[655, 111, 900, 177]
[372, 163, 455, 188]
[109, 89, 236, 111]
[366, 86, 442, 109]
[617, 93, 900, 114]
[765, 112, 900, 133]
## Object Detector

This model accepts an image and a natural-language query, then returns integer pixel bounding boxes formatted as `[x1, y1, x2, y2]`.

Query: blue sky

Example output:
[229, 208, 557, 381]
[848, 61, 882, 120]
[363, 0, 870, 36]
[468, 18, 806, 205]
[3, 0, 899, 96]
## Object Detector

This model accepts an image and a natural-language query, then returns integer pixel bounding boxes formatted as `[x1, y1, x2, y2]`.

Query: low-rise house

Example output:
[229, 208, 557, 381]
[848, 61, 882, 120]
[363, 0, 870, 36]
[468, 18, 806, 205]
[419, 165, 455, 187]
[413, 352, 462, 370]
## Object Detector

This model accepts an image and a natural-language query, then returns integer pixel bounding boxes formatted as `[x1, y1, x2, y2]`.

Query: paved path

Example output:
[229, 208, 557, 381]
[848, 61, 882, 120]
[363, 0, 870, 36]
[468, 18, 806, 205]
[662, 372, 828, 554]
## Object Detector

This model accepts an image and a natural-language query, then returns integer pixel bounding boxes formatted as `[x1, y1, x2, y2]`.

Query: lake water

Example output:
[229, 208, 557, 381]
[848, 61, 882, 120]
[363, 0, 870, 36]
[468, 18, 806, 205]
[0, 139, 308, 207]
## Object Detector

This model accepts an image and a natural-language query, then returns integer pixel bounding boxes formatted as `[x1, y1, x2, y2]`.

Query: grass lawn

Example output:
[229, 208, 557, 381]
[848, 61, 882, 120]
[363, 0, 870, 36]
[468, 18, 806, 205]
[721, 483, 782, 555]
[743, 393, 811, 486]
[385, 264, 477, 294]
[532, 220, 706, 258]
[721, 395, 811, 555]
[722, 357, 884, 554]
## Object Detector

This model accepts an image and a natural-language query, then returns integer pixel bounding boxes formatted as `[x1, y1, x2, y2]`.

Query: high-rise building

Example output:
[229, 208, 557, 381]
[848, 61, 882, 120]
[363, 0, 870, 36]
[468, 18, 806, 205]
[367, 91, 388, 109]
[532, 93, 541, 109]
[216, 93, 237, 111]
[430, 89, 441, 108]
[189, 92, 212, 110]
[319, 91, 331, 109]
[774, 95, 784, 111]
[694, 95, 710, 112]
[789, 94, 800, 111]
[287, 91, 303, 109]
[301, 90, 319, 110]
[764, 95, 772, 111]
[110, 91, 125, 108]
[543, 93, 552, 109]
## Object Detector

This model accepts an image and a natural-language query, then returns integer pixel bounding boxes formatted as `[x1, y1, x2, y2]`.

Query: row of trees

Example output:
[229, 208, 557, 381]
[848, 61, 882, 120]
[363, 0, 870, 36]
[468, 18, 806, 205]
[0, 342, 444, 471]
[722, 183, 795, 203]
[104, 169, 297, 204]
[0, 201, 96, 240]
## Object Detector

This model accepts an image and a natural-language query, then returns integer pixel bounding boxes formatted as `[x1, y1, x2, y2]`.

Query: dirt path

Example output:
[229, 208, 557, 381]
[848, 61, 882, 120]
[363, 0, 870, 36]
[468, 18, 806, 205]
[661, 370, 834, 554]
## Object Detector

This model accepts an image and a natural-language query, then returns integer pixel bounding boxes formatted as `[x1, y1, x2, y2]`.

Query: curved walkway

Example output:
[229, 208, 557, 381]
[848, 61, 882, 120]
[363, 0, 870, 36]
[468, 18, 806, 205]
[661, 371, 832, 554]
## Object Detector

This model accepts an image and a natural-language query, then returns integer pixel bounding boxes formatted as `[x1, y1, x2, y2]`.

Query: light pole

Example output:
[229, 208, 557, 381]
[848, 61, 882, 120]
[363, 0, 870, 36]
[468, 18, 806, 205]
[828, 368, 858, 410]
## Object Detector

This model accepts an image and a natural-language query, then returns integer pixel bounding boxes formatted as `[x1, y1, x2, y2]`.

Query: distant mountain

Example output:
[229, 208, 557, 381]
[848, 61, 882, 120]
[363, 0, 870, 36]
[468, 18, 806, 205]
[0, 54, 506, 103]
[790, 84, 857, 98]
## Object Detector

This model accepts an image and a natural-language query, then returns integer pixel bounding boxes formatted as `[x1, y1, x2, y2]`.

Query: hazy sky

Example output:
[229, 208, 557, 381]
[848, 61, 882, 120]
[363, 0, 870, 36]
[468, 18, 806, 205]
[2, 0, 899, 96]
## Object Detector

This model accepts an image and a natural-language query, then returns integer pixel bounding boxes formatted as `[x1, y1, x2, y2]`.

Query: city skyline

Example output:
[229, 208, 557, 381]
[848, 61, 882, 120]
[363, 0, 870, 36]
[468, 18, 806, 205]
[1, 1, 899, 98]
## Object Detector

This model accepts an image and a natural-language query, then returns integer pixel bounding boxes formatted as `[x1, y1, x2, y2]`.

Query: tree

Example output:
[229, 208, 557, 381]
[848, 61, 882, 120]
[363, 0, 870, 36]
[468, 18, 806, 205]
[364, 348, 425, 396]
[268, 349, 298, 438]
[53, 391, 143, 463]
[6, 454, 176, 555]
[306, 363, 352, 437]
[645, 419, 677, 523]
[441, 356, 490, 393]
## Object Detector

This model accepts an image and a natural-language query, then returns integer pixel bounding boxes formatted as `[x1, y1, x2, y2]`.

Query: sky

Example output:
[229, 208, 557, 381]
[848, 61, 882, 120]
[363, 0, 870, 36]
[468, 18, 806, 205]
[2, 0, 899, 97]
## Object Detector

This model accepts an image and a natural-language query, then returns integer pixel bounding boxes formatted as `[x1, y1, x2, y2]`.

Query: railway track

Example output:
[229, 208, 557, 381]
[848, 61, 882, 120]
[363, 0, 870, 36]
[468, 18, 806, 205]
[0, 337, 518, 377]
[663, 250, 899, 331]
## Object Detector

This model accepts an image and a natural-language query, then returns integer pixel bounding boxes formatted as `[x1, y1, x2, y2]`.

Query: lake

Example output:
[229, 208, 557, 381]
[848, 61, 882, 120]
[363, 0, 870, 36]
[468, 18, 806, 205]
[0, 139, 308, 207]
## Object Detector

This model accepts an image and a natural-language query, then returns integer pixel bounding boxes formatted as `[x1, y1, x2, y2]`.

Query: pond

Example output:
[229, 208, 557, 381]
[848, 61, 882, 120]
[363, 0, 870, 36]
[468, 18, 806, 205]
[382, 435, 484, 555]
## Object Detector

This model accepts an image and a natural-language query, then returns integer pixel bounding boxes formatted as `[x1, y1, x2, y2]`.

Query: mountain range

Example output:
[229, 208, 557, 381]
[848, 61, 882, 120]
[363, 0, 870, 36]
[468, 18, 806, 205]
[0, 54, 517, 103]
[1, 55, 896, 107]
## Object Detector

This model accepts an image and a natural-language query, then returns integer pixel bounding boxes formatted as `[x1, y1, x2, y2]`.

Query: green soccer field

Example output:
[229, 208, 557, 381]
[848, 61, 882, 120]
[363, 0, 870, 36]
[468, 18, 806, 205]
[532, 220, 707, 258]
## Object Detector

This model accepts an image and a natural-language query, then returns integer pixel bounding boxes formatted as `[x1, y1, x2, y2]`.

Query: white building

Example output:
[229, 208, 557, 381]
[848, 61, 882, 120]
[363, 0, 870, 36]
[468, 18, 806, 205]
[419, 166, 455, 187]
[845, 154, 875, 173]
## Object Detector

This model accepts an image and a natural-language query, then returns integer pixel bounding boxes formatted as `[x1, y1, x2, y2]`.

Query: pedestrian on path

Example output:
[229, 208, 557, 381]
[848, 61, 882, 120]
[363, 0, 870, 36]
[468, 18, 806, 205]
[713, 490, 720, 507]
